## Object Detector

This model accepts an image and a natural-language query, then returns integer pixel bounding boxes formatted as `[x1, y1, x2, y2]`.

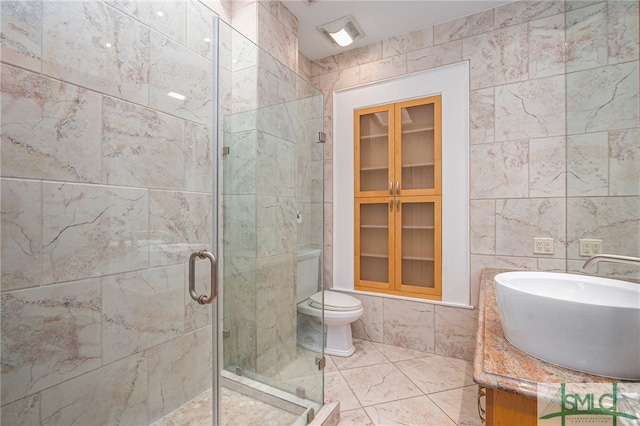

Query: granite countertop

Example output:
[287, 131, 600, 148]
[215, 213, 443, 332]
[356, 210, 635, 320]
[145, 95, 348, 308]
[472, 268, 622, 400]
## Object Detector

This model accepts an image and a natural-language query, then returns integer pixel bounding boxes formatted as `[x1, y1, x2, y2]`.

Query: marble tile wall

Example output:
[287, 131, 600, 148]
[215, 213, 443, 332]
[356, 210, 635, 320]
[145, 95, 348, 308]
[311, 0, 639, 360]
[231, 0, 299, 72]
[1, 1, 218, 424]
[564, 0, 639, 279]
[350, 293, 477, 361]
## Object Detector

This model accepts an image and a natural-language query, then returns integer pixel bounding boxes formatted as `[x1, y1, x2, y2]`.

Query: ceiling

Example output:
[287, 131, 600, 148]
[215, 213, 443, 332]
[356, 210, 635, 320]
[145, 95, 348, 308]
[282, 0, 513, 60]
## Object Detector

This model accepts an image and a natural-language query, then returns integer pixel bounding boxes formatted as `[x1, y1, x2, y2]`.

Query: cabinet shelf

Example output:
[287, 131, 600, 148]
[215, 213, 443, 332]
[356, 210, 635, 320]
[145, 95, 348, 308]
[361, 225, 389, 229]
[360, 127, 434, 141]
[401, 127, 435, 135]
[361, 162, 434, 172]
[360, 165, 388, 171]
[402, 225, 434, 230]
[360, 133, 389, 140]
[402, 162, 434, 168]
[403, 256, 435, 261]
[361, 253, 388, 258]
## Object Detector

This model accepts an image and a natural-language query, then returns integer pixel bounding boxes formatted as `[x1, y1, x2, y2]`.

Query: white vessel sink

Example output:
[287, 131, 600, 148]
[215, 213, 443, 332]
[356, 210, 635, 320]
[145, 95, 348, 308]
[494, 271, 640, 380]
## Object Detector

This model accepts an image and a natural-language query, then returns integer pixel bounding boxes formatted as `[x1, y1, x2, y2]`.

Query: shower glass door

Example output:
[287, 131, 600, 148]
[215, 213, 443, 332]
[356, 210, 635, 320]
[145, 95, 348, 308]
[217, 18, 326, 425]
[1, 1, 216, 425]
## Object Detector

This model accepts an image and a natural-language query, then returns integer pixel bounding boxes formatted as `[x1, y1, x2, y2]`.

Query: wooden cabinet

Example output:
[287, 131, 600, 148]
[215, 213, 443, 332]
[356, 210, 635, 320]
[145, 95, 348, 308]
[355, 196, 441, 298]
[355, 96, 441, 197]
[485, 388, 537, 426]
[354, 96, 442, 300]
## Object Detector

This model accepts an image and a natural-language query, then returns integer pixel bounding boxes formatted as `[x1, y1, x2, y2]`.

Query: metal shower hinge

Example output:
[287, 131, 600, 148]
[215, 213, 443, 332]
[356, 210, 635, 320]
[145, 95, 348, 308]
[306, 408, 315, 424]
[317, 132, 326, 144]
[222, 146, 230, 155]
[315, 356, 326, 370]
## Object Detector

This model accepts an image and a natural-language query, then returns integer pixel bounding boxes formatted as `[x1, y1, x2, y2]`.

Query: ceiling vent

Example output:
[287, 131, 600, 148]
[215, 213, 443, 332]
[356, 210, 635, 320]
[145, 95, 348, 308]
[316, 15, 364, 47]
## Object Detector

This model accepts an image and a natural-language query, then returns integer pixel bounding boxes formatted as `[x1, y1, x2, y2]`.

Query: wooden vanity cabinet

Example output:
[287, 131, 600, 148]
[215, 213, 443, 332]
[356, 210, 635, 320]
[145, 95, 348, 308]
[486, 388, 537, 426]
[354, 96, 442, 300]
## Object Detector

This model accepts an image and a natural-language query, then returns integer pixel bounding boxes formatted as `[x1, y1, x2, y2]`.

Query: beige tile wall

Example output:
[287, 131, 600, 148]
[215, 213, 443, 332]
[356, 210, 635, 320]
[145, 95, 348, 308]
[231, 0, 299, 71]
[310, 0, 639, 361]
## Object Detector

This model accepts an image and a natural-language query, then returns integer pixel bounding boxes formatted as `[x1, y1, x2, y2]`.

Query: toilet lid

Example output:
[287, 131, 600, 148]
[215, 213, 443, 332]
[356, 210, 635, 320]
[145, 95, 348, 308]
[308, 291, 362, 311]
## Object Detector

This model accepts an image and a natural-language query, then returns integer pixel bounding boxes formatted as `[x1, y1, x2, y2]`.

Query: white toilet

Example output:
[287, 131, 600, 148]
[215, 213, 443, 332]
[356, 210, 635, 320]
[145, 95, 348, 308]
[296, 248, 364, 357]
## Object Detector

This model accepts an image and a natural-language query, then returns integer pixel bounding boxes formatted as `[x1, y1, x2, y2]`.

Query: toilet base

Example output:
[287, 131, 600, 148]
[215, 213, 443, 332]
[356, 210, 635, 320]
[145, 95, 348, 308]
[297, 298, 363, 358]
[325, 323, 356, 357]
[325, 344, 355, 357]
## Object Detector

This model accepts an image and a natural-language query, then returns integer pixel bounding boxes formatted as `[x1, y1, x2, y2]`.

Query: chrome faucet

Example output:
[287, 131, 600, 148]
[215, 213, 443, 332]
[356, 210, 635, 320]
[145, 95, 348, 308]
[583, 254, 640, 269]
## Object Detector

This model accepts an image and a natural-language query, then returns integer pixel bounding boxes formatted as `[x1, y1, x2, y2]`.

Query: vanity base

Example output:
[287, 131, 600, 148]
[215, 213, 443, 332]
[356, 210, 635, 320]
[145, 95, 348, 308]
[486, 388, 536, 426]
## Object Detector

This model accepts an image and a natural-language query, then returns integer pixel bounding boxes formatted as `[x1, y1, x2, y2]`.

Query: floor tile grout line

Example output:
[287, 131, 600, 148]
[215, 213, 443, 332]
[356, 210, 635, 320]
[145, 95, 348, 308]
[425, 392, 463, 426]
[329, 348, 481, 425]
[440, 355, 476, 377]
[336, 367, 368, 413]
[359, 393, 461, 426]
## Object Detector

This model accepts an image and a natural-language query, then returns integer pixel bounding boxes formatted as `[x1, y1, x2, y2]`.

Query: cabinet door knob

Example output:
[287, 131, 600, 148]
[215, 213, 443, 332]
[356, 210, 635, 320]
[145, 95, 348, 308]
[396, 181, 400, 195]
[396, 198, 400, 211]
[389, 181, 393, 195]
[389, 198, 393, 211]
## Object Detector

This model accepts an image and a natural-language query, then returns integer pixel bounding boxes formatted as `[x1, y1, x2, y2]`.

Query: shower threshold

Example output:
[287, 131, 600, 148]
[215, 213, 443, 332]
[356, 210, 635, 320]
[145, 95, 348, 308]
[150, 370, 323, 426]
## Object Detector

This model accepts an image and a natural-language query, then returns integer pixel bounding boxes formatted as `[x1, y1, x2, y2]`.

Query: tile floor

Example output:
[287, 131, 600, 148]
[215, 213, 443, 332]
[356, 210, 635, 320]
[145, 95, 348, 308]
[154, 338, 483, 426]
[326, 339, 483, 426]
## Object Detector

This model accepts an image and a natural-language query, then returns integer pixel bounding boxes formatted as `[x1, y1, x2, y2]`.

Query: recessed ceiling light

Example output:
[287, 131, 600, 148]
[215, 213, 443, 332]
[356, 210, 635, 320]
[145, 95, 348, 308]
[203, 37, 211, 43]
[156, 10, 164, 17]
[328, 28, 353, 47]
[317, 15, 364, 48]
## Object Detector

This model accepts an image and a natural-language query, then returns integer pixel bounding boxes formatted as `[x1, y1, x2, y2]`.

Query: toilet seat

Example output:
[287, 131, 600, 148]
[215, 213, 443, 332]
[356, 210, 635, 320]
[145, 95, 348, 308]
[308, 291, 362, 311]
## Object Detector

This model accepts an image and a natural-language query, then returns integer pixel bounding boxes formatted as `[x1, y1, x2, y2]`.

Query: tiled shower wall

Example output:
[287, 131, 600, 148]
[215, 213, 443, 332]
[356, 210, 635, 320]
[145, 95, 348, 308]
[311, 0, 639, 360]
[1, 1, 224, 424]
[230, 0, 299, 72]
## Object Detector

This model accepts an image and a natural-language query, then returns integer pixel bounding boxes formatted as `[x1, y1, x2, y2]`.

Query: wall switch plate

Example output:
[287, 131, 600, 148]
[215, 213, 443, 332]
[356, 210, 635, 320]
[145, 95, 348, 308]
[579, 239, 602, 257]
[534, 237, 554, 254]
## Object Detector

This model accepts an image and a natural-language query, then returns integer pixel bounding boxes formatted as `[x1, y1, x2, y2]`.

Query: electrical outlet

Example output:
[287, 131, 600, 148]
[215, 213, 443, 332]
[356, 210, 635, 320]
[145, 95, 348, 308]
[534, 237, 554, 254]
[579, 239, 603, 257]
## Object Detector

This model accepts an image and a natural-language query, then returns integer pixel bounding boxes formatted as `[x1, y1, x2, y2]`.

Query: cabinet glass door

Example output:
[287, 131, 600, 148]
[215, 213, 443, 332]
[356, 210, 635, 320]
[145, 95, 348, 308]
[396, 197, 441, 296]
[355, 105, 394, 196]
[355, 198, 393, 289]
[396, 96, 441, 196]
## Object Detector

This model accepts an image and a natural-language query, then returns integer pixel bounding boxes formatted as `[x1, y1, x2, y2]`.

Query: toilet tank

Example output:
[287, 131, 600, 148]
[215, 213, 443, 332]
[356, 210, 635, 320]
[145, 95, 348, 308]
[296, 248, 321, 304]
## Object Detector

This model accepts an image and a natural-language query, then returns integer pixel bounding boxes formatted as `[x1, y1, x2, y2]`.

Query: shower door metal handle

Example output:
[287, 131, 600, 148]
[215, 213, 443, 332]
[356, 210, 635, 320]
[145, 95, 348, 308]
[188, 249, 217, 304]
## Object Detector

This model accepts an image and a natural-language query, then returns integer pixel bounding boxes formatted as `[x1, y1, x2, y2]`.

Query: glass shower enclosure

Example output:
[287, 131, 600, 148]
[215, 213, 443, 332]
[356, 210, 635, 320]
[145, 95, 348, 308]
[217, 16, 326, 426]
[1, 2, 324, 425]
